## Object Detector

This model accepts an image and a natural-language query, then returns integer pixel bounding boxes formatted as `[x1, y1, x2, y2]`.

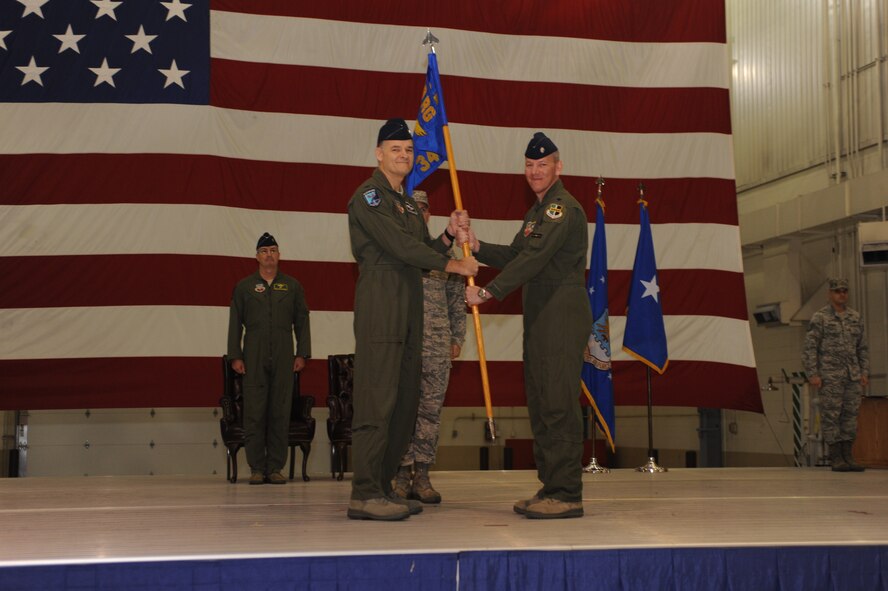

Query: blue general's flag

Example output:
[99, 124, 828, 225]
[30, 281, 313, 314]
[581, 196, 616, 451]
[406, 52, 448, 196]
[622, 198, 669, 374]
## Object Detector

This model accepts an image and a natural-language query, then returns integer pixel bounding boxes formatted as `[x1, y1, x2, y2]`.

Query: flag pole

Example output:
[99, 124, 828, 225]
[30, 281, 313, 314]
[633, 183, 667, 473]
[424, 31, 497, 441]
[583, 178, 610, 474]
[583, 419, 610, 473]
[582, 174, 616, 465]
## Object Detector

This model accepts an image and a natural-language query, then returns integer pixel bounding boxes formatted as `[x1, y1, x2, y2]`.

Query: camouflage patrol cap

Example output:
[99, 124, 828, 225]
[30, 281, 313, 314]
[411, 190, 429, 206]
[828, 278, 849, 291]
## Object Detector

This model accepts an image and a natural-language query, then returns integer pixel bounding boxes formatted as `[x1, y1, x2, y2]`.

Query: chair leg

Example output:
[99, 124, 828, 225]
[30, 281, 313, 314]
[336, 443, 346, 481]
[228, 447, 239, 484]
[301, 443, 311, 482]
[289, 445, 296, 481]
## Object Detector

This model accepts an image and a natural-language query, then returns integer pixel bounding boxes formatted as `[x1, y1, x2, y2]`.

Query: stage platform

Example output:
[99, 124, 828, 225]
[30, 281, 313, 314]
[1, 468, 887, 590]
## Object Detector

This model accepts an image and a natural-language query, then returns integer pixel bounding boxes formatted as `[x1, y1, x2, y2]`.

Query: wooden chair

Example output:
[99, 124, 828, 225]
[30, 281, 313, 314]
[326, 354, 354, 481]
[219, 355, 316, 483]
[288, 372, 316, 482]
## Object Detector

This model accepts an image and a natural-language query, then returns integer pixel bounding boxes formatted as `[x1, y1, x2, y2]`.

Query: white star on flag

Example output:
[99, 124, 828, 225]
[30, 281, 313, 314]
[91, 0, 122, 21]
[639, 275, 660, 302]
[17, 0, 49, 19]
[161, 0, 191, 22]
[53, 25, 86, 54]
[89, 58, 120, 87]
[0, 30, 11, 50]
[158, 59, 189, 88]
[16, 56, 49, 86]
[126, 25, 157, 54]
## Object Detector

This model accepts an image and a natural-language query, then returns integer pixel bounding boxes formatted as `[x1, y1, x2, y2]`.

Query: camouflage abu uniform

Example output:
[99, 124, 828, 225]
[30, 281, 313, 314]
[802, 303, 869, 445]
[401, 250, 467, 465]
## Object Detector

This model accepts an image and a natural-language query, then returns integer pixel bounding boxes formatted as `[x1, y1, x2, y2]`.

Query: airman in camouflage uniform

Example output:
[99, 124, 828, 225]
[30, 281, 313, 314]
[393, 191, 467, 504]
[802, 278, 869, 472]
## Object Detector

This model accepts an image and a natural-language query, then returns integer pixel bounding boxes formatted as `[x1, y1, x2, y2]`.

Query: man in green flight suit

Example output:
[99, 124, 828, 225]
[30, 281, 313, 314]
[465, 132, 592, 519]
[346, 119, 478, 521]
[228, 233, 311, 485]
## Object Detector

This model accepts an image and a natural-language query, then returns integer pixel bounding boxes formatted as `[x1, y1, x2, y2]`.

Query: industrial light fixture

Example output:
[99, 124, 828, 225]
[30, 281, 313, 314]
[761, 377, 779, 391]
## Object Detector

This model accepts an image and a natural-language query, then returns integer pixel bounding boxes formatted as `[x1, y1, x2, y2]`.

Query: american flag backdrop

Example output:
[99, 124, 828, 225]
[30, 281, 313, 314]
[0, 0, 762, 414]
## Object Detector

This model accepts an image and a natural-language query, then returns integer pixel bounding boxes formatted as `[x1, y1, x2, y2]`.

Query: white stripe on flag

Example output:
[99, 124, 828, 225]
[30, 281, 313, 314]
[0, 104, 736, 180]
[0, 307, 754, 367]
[210, 11, 731, 89]
[1, 204, 743, 271]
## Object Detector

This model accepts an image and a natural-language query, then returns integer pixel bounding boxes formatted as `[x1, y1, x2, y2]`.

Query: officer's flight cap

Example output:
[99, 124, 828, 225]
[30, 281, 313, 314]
[525, 132, 558, 160]
[256, 232, 278, 251]
[377, 119, 412, 145]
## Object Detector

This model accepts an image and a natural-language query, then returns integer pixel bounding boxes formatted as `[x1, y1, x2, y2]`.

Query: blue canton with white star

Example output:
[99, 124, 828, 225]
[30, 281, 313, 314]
[0, 0, 209, 104]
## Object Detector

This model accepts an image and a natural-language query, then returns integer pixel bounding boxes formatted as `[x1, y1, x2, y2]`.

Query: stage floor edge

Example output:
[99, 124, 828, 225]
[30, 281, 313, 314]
[1, 468, 887, 590]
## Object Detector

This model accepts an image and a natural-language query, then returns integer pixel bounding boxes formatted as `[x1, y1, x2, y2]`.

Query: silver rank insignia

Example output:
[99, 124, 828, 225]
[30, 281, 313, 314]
[546, 204, 564, 220]
[363, 189, 381, 207]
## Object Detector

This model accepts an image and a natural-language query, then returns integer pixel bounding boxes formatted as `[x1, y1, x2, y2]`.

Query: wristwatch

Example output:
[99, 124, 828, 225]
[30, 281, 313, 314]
[477, 287, 492, 301]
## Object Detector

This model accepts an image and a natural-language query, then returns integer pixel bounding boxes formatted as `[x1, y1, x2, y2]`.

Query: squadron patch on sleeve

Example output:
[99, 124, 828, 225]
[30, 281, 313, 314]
[546, 204, 564, 220]
[363, 189, 381, 207]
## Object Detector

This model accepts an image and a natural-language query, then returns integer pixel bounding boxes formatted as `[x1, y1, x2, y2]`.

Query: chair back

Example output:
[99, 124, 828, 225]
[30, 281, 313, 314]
[326, 354, 354, 442]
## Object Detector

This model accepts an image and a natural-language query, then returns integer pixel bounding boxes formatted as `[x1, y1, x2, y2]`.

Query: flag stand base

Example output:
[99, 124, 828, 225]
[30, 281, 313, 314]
[583, 457, 610, 474]
[636, 457, 668, 473]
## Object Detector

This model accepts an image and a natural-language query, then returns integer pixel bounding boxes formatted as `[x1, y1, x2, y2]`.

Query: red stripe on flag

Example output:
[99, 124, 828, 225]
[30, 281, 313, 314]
[0, 358, 760, 413]
[446, 359, 762, 412]
[210, 60, 732, 135]
[210, 0, 726, 43]
[0, 155, 739, 225]
[0, 255, 749, 319]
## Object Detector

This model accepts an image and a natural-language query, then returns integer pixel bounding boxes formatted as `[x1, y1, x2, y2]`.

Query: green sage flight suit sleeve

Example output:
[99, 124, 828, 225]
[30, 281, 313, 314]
[348, 189, 450, 272]
[227, 281, 246, 362]
[480, 203, 574, 301]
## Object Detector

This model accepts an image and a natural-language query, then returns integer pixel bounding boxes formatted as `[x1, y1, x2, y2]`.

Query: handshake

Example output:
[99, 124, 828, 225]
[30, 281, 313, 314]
[442, 209, 481, 278]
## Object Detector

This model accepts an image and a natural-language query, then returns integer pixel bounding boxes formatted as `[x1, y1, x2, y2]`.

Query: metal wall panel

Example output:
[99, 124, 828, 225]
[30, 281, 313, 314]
[728, 0, 828, 189]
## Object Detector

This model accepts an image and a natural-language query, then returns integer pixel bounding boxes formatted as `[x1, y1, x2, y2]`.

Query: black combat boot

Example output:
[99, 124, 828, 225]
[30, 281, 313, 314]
[410, 462, 442, 504]
[841, 441, 865, 472]
[829, 443, 850, 472]
[392, 464, 413, 498]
